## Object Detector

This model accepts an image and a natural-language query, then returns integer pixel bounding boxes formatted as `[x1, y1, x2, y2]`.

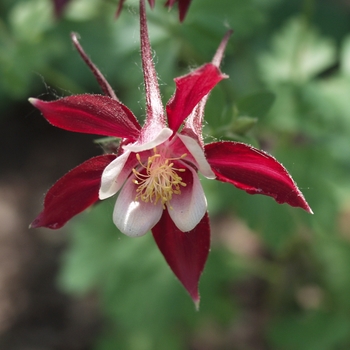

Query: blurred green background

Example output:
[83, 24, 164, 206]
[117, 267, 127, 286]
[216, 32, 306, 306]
[1, 0, 350, 349]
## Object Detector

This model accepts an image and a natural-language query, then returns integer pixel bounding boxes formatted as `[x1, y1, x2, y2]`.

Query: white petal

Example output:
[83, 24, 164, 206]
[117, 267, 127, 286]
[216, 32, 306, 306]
[177, 133, 215, 179]
[123, 127, 172, 153]
[99, 150, 133, 200]
[113, 177, 163, 237]
[167, 166, 207, 232]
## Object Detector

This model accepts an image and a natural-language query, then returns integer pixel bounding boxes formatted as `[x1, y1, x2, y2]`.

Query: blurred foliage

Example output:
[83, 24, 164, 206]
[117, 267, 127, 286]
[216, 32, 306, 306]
[3, 0, 350, 348]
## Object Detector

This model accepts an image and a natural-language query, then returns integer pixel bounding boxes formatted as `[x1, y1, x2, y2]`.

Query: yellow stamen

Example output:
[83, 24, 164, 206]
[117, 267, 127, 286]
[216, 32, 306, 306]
[132, 148, 187, 208]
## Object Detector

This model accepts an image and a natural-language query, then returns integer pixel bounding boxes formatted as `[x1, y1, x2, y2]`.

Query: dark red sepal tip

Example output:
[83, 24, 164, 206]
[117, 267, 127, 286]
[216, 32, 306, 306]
[152, 210, 210, 308]
[31, 154, 116, 229]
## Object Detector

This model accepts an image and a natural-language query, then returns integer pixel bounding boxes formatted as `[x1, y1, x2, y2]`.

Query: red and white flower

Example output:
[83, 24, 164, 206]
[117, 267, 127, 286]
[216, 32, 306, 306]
[30, 0, 312, 306]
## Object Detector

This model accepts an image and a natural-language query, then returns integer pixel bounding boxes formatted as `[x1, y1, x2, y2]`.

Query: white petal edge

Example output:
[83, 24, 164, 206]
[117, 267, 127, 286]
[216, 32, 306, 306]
[177, 133, 215, 179]
[113, 176, 163, 237]
[99, 150, 133, 200]
[123, 127, 173, 153]
[167, 166, 207, 232]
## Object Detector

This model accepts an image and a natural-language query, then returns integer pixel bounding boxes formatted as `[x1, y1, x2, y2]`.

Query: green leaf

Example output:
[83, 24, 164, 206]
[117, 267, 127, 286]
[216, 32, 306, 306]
[313, 236, 350, 309]
[235, 91, 276, 118]
[230, 115, 258, 135]
[340, 35, 350, 77]
[9, 0, 53, 41]
[259, 17, 336, 85]
[268, 311, 350, 350]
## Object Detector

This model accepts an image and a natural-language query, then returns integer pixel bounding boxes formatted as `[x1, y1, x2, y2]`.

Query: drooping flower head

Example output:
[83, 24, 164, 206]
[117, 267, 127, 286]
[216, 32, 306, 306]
[30, 0, 312, 307]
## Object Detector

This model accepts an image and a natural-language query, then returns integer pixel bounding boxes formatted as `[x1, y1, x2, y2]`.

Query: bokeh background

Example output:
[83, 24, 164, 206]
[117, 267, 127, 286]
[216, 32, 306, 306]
[1, 0, 350, 349]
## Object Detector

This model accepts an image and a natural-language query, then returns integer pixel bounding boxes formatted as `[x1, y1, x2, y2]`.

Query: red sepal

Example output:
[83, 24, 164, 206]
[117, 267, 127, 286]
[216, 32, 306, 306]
[152, 210, 210, 307]
[30, 95, 141, 139]
[31, 155, 116, 229]
[166, 64, 226, 133]
[205, 141, 312, 213]
[182, 30, 232, 146]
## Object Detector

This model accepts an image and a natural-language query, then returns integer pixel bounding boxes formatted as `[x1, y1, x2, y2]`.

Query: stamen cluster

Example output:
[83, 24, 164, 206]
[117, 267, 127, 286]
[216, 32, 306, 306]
[132, 149, 187, 208]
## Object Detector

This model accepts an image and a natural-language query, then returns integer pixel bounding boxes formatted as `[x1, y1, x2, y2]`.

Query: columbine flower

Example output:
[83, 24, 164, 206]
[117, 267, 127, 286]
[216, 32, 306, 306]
[116, 0, 192, 22]
[30, 0, 312, 306]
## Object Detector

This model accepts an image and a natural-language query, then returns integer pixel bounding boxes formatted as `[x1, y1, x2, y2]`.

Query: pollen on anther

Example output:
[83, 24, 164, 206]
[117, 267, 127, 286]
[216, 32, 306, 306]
[132, 150, 188, 207]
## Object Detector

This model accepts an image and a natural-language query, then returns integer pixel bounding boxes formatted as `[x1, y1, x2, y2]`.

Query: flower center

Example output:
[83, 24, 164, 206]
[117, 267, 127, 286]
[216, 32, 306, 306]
[132, 148, 187, 208]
